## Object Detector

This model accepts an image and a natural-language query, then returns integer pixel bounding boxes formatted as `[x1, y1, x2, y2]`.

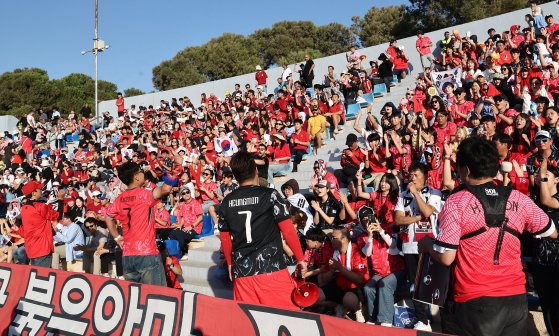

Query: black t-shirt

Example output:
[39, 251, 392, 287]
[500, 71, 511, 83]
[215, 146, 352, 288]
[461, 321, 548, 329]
[255, 155, 269, 180]
[218, 185, 290, 278]
[316, 195, 342, 229]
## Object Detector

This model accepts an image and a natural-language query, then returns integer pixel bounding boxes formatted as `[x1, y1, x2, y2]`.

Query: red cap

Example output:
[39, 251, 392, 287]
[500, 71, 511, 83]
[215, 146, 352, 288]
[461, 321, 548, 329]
[22, 181, 44, 196]
[510, 25, 520, 33]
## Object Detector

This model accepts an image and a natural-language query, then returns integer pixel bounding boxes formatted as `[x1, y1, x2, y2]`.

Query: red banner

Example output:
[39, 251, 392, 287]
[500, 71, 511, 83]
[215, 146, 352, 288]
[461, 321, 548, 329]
[0, 263, 430, 335]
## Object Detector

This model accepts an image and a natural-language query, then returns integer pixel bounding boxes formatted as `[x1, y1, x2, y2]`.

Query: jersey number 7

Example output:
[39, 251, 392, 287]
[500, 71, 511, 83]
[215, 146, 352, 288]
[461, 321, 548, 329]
[238, 211, 253, 243]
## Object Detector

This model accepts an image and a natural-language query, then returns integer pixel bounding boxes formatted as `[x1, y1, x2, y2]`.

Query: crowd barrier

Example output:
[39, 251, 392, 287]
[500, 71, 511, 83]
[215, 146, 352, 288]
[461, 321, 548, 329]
[0, 263, 440, 335]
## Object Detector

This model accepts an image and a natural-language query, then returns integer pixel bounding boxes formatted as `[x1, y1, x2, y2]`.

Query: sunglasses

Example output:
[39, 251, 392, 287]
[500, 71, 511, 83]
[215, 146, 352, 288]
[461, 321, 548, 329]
[535, 138, 550, 144]
[406, 93, 414, 97]
[85, 225, 95, 229]
[203, 173, 211, 176]
[182, 190, 191, 195]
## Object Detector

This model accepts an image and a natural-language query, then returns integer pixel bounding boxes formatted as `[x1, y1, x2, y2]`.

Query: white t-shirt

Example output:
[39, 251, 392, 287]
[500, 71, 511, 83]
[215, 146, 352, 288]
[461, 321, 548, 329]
[395, 186, 442, 254]
[282, 67, 292, 82]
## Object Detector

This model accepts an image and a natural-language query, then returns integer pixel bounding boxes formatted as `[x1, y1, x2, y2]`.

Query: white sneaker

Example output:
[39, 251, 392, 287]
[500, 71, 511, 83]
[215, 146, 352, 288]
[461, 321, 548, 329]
[413, 321, 432, 331]
[335, 304, 346, 318]
[355, 309, 365, 323]
[380, 322, 393, 327]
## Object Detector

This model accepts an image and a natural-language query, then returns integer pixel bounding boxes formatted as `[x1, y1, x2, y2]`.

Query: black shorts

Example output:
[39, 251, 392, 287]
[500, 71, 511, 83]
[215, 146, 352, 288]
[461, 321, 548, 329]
[322, 282, 363, 304]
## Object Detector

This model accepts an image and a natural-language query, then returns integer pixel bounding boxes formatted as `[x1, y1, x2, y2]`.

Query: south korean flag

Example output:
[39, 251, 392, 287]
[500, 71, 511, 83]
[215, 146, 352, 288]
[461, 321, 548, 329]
[430, 66, 462, 95]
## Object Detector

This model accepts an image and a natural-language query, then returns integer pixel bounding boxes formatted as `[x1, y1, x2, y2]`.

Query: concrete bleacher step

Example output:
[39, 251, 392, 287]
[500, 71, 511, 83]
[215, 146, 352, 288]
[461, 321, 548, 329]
[180, 234, 232, 298]
[181, 278, 233, 299]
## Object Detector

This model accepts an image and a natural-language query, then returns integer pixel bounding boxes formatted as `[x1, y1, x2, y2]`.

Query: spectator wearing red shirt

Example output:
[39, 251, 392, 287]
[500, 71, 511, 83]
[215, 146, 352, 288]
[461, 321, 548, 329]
[416, 31, 434, 70]
[338, 133, 367, 187]
[357, 206, 405, 326]
[116, 92, 125, 117]
[325, 93, 345, 134]
[106, 161, 180, 286]
[157, 242, 183, 289]
[319, 226, 369, 321]
[419, 137, 557, 336]
[289, 119, 310, 173]
[495, 40, 512, 66]
[20, 181, 58, 267]
[433, 111, 457, 145]
[266, 134, 291, 183]
[450, 87, 473, 127]
[169, 187, 203, 257]
[393, 48, 409, 82]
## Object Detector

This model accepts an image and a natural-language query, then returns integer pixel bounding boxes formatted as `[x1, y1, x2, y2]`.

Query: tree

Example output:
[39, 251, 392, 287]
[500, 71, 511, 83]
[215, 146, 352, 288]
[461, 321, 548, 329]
[351, 5, 412, 47]
[0, 68, 118, 117]
[199, 33, 262, 81]
[124, 88, 145, 97]
[251, 21, 318, 68]
[315, 23, 357, 55]
[406, 0, 527, 33]
[0, 68, 59, 117]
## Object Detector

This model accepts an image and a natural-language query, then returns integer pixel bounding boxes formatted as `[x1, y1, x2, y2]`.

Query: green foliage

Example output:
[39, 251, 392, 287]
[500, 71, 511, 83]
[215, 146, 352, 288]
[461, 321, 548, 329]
[152, 20, 356, 91]
[406, 0, 527, 33]
[124, 87, 145, 97]
[0, 68, 118, 117]
[351, 5, 412, 47]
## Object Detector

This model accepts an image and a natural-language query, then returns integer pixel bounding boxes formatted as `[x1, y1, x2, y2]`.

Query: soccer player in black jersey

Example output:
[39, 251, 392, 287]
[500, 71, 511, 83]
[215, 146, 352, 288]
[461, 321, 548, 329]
[219, 151, 307, 309]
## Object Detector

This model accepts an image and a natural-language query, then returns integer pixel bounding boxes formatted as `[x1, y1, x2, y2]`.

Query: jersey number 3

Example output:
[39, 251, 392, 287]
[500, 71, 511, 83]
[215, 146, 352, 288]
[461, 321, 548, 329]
[238, 211, 253, 243]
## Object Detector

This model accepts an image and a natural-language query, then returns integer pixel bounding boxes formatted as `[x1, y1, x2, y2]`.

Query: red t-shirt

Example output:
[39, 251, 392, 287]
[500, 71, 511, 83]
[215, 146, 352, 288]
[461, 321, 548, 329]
[21, 202, 58, 259]
[116, 97, 125, 112]
[106, 188, 159, 256]
[368, 148, 388, 173]
[291, 130, 310, 152]
[435, 186, 551, 303]
[272, 143, 292, 164]
[357, 233, 404, 278]
[451, 101, 474, 127]
[323, 244, 369, 290]
[164, 256, 183, 289]
[176, 199, 203, 234]
[433, 121, 457, 145]
[154, 207, 171, 229]
[255, 70, 268, 85]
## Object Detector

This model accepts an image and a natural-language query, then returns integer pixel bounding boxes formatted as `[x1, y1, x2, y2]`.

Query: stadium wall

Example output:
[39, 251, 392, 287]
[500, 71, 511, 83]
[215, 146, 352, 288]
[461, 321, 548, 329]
[99, 2, 556, 115]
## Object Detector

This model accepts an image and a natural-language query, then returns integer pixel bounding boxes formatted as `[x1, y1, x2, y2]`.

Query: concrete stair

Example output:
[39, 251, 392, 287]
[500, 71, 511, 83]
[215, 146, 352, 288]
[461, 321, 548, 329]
[180, 235, 233, 299]
[275, 77, 417, 192]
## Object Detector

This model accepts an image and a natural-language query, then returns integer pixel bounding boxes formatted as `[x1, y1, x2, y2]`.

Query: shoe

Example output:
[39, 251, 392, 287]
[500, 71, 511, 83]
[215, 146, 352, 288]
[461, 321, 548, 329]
[413, 321, 432, 331]
[380, 322, 393, 327]
[335, 304, 346, 318]
[355, 309, 366, 323]
[291, 166, 298, 173]
[181, 254, 189, 261]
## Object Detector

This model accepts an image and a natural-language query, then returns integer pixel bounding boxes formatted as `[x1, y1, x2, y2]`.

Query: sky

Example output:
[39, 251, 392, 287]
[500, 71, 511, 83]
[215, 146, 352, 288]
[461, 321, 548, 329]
[0, 1, 406, 93]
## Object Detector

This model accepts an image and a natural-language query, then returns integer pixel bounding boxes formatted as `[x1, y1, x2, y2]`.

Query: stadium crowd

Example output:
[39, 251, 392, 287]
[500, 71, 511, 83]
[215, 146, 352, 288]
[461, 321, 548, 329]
[1, 4, 559, 334]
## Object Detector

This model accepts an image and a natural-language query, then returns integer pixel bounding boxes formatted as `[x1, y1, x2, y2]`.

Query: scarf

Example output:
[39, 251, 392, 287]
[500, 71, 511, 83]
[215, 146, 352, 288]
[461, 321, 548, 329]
[333, 241, 352, 271]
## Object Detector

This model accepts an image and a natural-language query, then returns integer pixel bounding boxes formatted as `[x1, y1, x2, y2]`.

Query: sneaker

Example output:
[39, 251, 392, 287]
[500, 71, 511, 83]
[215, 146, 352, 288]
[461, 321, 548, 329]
[180, 254, 189, 261]
[413, 321, 432, 331]
[335, 304, 346, 318]
[354, 309, 366, 323]
[380, 322, 393, 327]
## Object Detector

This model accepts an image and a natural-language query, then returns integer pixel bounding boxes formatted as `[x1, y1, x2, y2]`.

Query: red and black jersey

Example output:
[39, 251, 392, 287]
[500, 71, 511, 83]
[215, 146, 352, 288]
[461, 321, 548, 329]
[218, 186, 291, 278]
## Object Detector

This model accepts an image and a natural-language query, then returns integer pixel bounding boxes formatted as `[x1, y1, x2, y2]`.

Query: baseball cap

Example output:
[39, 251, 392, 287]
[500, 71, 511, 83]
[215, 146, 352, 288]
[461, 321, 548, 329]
[22, 181, 44, 196]
[345, 133, 358, 146]
[535, 130, 552, 139]
[316, 180, 330, 189]
[91, 190, 102, 197]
